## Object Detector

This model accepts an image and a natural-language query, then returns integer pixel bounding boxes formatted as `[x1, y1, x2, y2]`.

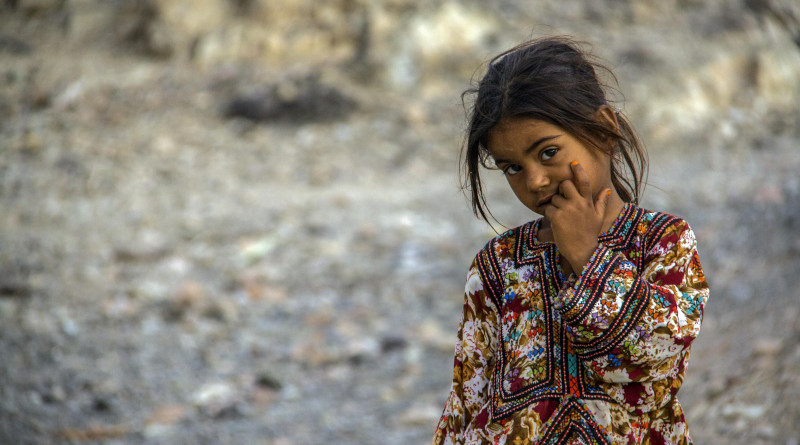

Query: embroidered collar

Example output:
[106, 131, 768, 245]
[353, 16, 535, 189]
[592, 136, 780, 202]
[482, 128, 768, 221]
[517, 203, 642, 264]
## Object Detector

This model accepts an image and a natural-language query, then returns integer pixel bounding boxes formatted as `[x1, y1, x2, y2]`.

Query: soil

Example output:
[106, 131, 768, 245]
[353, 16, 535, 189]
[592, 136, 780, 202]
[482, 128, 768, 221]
[1, 2, 799, 444]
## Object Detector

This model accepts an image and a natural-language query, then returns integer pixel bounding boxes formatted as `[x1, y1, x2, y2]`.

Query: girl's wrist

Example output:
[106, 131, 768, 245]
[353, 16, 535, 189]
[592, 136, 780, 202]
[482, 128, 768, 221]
[568, 244, 598, 274]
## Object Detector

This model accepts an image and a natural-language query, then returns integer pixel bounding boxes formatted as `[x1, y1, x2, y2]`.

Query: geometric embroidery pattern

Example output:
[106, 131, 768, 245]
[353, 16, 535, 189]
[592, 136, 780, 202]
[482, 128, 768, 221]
[432, 203, 710, 445]
[478, 204, 678, 424]
[539, 398, 612, 445]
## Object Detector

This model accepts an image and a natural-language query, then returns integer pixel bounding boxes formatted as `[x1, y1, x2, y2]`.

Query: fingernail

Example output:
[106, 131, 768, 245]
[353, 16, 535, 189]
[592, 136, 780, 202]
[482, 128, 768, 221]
[571, 161, 578, 166]
[606, 190, 611, 196]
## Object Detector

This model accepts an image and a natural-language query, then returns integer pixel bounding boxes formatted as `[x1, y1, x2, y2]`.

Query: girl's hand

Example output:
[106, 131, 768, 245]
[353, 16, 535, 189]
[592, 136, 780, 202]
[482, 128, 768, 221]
[545, 161, 611, 274]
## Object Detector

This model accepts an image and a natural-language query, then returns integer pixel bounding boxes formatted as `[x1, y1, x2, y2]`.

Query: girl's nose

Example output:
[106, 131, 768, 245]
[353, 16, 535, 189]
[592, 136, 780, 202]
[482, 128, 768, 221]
[525, 167, 549, 191]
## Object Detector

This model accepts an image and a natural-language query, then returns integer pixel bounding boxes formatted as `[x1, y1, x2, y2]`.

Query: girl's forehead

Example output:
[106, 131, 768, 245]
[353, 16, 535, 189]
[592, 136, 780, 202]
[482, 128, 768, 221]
[492, 117, 560, 136]
[489, 118, 562, 146]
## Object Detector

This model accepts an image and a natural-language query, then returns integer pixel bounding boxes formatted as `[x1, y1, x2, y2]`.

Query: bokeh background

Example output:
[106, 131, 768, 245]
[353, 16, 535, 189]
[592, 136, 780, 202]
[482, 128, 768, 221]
[1, 0, 799, 444]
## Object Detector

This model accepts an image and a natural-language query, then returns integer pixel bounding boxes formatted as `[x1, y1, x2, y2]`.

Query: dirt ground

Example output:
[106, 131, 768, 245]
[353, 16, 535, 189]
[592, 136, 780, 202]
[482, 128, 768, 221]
[1, 2, 800, 444]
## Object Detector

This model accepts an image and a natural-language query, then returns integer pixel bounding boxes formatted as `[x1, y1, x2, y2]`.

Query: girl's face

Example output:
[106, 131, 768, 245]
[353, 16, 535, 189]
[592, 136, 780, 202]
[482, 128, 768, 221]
[487, 117, 613, 217]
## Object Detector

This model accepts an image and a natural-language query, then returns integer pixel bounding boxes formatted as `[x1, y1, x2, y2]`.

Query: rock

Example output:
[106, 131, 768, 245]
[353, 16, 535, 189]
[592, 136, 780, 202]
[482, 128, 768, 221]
[418, 319, 455, 352]
[115, 0, 230, 59]
[398, 403, 442, 426]
[255, 371, 282, 391]
[16, 128, 43, 153]
[56, 308, 78, 337]
[56, 424, 130, 442]
[0, 279, 31, 298]
[222, 74, 357, 124]
[0, 35, 32, 55]
[164, 281, 206, 321]
[752, 337, 784, 356]
[145, 404, 188, 430]
[721, 403, 767, 420]
[52, 80, 84, 110]
[380, 335, 408, 353]
[754, 39, 800, 108]
[191, 381, 244, 418]
[113, 246, 169, 263]
[344, 336, 380, 363]
[754, 424, 776, 439]
[35, 383, 65, 404]
[202, 298, 238, 323]
[16, 0, 64, 16]
[91, 396, 114, 413]
[238, 235, 280, 265]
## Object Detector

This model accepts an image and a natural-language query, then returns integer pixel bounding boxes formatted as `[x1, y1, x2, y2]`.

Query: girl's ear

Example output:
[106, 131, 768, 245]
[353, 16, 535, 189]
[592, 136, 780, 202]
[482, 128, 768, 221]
[596, 105, 620, 134]
[595, 105, 620, 152]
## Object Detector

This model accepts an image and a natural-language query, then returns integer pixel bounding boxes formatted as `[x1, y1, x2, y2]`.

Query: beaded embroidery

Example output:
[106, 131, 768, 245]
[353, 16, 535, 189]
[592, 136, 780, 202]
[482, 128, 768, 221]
[433, 205, 709, 444]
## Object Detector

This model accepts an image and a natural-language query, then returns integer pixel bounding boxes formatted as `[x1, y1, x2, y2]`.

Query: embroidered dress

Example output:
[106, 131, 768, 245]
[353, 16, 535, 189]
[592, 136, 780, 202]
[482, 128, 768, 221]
[433, 204, 709, 444]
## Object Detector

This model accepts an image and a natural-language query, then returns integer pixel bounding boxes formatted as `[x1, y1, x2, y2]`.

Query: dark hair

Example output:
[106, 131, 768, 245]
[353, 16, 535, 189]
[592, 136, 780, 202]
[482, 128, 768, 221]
[461, 36, 648, 225]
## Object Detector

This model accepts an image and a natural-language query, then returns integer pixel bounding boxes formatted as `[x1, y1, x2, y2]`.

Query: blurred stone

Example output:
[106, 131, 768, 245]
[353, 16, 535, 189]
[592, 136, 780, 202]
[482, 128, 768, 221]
[721, 403, 766, 420]
[115, 0, 228, 58]
[752, 337, 784, 356]
[398, 403, 441, 426]
[754, 424, 776, 439]
[202, 298, 238, 323]
[380, 335, 408, 353]
[0, 279, 31, 298]
[418, 318, 455, 352]
[0, 35, 32, 55]
[36, 383, 66, 404]
[238, 235, 279, 265]
[57, 308, 78, 337]
[91, 396, 114, 413]
[223, 74, 357, 124]
[114, 246, 169, 263]
[146, 404, 187, 427]
[255, 371, 282, 391]
[143, 423, 175, 440]
[56, 424, 129, 442]
[192, 381, 243, 418]
[17, 0, 64, 16]
[705, 376, 727, 399]
[291, 335, 338, 367]
[143, 404, 186, 439]
[754, 33, 800, 108]
[239, 274, 288, 302]
[52, 80, 84, 110]
[16, 128, 43, 153]
[344, 336, 380, 362]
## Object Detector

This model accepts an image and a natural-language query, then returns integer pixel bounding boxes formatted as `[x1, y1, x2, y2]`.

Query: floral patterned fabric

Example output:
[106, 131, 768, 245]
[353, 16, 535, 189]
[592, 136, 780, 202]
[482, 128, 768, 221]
[433, 204, 709, 444]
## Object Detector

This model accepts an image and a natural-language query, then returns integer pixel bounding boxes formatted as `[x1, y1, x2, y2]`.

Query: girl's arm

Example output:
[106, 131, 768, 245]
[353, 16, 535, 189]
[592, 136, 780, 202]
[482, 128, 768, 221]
[433, 259, 499, 443]
[554, 217, 709, 413]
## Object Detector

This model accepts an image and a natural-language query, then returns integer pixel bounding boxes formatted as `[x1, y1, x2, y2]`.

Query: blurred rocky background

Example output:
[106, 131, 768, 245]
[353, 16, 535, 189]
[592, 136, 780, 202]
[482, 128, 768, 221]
[1, 0, 799, 443]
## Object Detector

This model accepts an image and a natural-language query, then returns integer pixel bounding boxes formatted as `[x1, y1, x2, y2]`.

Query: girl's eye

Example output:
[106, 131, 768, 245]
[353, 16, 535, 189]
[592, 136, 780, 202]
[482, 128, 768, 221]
[503, 164, 522, 176]
[541, 147, 558, 161]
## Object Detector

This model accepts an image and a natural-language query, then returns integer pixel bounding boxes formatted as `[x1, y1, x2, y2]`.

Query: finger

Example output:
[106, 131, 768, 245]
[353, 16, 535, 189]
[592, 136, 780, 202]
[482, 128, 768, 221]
[570, 161, 593, 198]
[594, 188, 612, 219]
[550, 193, 566, 208]
[544, 203, 557, 220]
[558, 179, 580, 200]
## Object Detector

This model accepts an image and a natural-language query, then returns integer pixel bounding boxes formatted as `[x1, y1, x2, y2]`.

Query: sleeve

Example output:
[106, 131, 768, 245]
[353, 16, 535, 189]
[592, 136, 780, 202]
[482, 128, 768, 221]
[432, 258, 500, 444]
[554, 217, 709, 413]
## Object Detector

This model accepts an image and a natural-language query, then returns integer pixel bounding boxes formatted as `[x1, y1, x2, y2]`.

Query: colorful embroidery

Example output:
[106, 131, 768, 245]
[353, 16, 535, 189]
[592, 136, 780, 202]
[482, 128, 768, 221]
[432, 205, 710, 445]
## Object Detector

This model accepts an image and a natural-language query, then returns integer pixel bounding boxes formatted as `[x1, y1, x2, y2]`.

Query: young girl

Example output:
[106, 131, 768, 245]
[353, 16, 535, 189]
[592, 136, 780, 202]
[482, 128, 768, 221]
[432, 37, 709, 444]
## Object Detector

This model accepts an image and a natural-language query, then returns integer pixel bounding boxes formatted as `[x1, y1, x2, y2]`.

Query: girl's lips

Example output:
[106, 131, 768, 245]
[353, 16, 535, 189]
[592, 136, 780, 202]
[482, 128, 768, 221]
[537, 194, 555, 207]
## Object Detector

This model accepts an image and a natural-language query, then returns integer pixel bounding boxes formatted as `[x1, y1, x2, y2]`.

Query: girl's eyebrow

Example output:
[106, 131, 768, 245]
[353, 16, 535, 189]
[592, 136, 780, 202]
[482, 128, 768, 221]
[493, 135, 560, 165]
[525, 135, 560, 155]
